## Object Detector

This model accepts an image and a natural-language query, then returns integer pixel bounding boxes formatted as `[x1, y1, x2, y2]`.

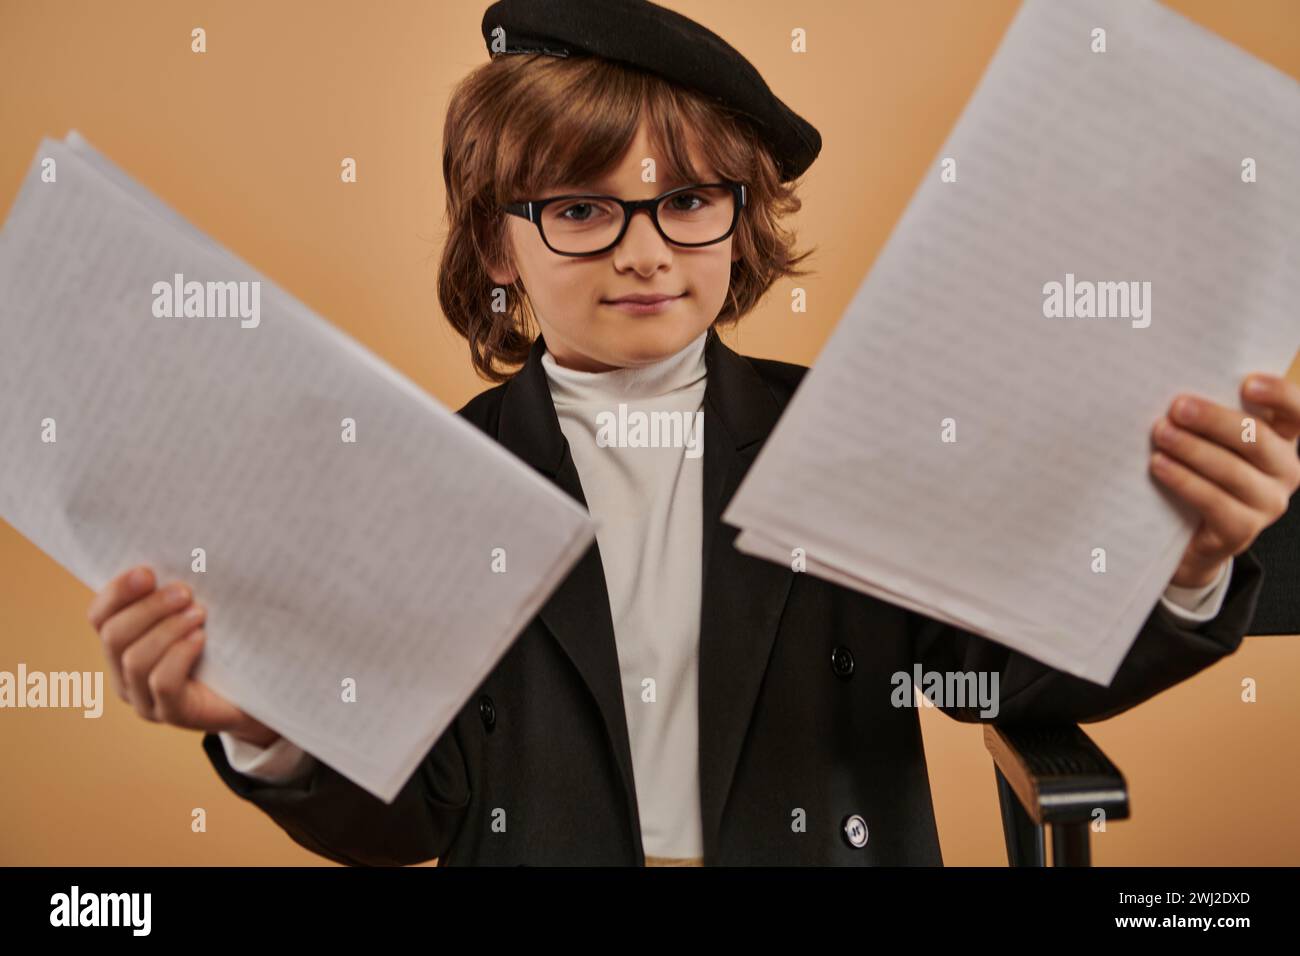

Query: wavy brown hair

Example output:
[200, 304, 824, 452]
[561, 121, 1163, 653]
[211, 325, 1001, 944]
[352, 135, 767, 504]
[438, 53, 816, 383]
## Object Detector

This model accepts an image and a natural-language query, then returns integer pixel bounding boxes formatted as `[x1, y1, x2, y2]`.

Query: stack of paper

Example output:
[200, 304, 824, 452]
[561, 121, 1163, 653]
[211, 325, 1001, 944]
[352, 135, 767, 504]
[0, 132, 595, 802]
[724, 0, 1299, 685]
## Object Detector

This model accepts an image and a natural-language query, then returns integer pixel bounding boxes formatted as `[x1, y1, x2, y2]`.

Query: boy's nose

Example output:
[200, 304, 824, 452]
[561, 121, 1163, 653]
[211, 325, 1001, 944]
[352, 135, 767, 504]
[614, 207, 673, 264]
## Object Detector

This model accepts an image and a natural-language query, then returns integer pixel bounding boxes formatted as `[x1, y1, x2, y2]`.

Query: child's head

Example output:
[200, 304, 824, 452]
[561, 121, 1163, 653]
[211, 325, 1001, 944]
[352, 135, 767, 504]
[438, 53, 814, 380]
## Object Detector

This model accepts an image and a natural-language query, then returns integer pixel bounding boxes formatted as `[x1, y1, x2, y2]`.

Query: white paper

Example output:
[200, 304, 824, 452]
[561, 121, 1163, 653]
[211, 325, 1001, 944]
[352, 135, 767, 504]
[724, 0, 1300, 685]
[0, 133, 596, 801]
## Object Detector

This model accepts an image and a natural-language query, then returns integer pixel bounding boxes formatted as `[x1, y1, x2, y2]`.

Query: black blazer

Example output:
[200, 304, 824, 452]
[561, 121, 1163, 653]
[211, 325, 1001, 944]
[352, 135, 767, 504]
[1249, 488, 1299, 635]
[202, 327, 1266, 865]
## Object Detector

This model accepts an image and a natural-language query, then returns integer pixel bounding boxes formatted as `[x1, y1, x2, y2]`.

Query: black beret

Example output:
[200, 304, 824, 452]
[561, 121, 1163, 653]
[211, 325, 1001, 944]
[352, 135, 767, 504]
[480, 0, 822, 182]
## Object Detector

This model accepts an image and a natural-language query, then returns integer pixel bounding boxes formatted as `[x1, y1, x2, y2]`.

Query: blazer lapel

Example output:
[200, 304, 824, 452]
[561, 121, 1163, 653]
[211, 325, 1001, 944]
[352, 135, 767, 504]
[494, 328, 795, 865]
[496, 333, 646, 861]
[697, 329, 796, 862]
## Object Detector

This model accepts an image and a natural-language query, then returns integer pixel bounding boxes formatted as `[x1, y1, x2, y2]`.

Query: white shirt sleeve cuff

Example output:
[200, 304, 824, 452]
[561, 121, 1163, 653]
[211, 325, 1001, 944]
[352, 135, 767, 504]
[1158, 557, 1233, 624]
[218, 730, 316, 785]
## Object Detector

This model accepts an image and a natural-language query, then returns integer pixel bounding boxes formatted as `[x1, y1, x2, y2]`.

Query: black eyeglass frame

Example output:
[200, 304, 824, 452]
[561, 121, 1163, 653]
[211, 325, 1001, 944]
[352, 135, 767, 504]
[501, 181, 748, 257]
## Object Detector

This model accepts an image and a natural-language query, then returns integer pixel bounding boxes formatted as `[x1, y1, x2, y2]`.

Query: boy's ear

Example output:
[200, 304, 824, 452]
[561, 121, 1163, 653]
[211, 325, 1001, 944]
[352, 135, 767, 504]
[486, 245, 519, 286]
[485, 219, 519, 285]
[486, 261, 517, 286]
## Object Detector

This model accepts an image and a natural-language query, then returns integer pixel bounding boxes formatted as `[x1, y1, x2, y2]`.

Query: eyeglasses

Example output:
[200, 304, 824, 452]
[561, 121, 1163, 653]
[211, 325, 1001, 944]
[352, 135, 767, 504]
[501, 181, 747, 257]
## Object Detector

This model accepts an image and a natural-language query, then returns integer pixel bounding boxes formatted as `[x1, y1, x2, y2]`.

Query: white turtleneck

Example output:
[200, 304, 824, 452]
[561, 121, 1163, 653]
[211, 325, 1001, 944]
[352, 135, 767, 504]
[539, 327, 709, 859]
[217, 327, 1233, 862]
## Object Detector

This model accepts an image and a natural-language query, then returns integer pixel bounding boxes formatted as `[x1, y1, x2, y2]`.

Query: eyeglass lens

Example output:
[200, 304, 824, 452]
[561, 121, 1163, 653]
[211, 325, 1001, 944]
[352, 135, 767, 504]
[540, 186, 735, 254]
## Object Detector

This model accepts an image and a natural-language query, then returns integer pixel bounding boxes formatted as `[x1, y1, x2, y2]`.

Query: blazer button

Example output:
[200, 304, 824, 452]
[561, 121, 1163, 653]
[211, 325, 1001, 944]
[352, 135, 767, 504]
[830, 645, 855, 679]
[841, 814, 869, 849]
[478, 694, 496, 732]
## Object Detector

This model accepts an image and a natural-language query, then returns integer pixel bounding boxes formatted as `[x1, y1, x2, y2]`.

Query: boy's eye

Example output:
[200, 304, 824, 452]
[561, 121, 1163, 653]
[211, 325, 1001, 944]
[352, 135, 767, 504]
[667, 192, 710, 213]
[553, 200, 616, 224]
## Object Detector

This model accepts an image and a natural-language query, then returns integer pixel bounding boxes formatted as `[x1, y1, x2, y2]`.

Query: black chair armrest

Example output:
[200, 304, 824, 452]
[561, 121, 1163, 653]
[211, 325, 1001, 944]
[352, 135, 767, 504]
[983, 723, 1129, 866]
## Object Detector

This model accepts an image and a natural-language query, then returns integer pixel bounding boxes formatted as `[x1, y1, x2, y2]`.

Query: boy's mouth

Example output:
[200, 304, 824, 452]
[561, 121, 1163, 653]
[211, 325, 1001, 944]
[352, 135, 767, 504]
[600, 292, 687, 315]
[602, 292, 686, 305]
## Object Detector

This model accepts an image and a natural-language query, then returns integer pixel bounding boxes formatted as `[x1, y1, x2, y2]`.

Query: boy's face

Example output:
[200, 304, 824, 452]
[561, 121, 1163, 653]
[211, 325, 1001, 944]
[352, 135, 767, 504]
[489, 119, 738, 372]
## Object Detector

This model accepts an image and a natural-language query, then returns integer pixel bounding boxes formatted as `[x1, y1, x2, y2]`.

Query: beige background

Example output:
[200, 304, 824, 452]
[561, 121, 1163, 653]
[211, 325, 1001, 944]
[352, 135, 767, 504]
[0, 0, 1297, 865]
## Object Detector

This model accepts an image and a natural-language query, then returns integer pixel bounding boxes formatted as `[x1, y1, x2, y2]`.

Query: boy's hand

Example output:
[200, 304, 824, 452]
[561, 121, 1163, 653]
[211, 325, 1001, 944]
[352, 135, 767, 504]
[1151, 372, 1300, 589]
[87, 565, 280, 747]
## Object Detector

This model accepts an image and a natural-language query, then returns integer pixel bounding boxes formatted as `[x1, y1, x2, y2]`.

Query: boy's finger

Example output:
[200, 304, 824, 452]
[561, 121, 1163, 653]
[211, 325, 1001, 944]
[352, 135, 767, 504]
[149, 630, 208, 727]
[87, 565, 154, 631]
[1151, 451, 1260, 554]
[120, 605, 206, 720]
[1167, 394, 1297, 482]
[1243, 374, 1300, 440]
[100, 582, 194, 704]
[1151, 418, 1284, 515]
[100, 581, 194, 667]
